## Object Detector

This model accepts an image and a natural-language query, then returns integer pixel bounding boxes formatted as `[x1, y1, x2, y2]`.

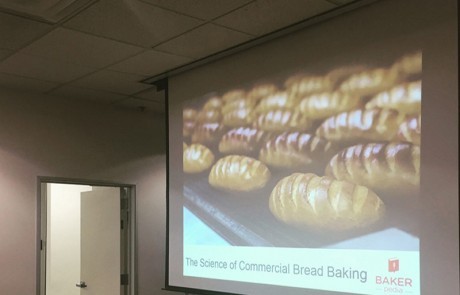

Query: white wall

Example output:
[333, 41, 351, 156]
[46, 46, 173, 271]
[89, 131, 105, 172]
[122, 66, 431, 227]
[0, 88, 167, 295]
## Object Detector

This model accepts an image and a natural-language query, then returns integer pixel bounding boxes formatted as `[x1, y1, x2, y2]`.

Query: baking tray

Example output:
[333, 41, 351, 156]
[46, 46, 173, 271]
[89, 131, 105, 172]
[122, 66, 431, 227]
[183, 174, 420, 249]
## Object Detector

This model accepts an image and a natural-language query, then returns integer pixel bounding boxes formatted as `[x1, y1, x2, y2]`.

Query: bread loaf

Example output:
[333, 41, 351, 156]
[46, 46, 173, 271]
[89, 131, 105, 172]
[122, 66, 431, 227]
[183, 144, 215, 174]
[183, 108, 197, 138]
[315, 108, 406, 143]
[247, 83, 278, 103]
[222, 98, 255, 114]
[209, 155, 271, 191]
[222, 89, 246, 103]
[397, 114, 421, 145]
[326, 65, 367, 88]
[339, 68, 398, 97]
[299, 91, 361, 120]
[269, 173, 384, 230]
[219, 127, 271, 155]
[325, 142, 420, 193]
[391, 51, 422, 79]
[285, 74, 333, 99]
[255, 91, 298, 114]
[254, 109, 311, 132]
[222, 107, 255, 127]
[259, 132, 335, 170]
[202, 96, 223, 111]
[196, 109, 222, 123]
[191, 122, 225, 146]
[183, 121, 196, 138]
[183, 108, 197, 120]
[365, 80, 421, 114]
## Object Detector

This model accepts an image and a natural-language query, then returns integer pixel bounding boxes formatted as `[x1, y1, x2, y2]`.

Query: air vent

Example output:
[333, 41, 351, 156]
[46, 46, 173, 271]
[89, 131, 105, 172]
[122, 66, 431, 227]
[0, 0, 97, 23]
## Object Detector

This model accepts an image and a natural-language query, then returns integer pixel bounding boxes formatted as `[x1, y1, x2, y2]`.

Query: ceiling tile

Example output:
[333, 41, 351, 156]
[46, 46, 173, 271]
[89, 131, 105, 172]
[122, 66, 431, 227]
[155, 23, 252, 59]
[0, 48, 12, 61]
[113, 97, 165, 113]
[140, 0, 252, 20]
[214, 0, 336, 36]
[0, 53, 95, 83]
[0, 12, 53, 50]
[109, 49, 192, 76]
[20, 28, 143, 69]
[0, 0, 98, 23]
[64, 0, 203, 47]
[70, 70, 151, 95]
[0, 73, 59, 93]
[48, 85, 129, 103]
[133, 86, 165, 102]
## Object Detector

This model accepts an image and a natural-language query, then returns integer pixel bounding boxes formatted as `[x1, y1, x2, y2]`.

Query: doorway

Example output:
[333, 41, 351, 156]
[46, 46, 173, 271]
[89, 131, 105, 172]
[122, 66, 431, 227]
[37, 178, 136, 295]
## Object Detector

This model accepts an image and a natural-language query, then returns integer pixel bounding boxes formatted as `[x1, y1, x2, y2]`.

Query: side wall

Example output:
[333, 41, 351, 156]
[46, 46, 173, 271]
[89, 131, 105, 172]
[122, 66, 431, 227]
[0, 89, 166, 295]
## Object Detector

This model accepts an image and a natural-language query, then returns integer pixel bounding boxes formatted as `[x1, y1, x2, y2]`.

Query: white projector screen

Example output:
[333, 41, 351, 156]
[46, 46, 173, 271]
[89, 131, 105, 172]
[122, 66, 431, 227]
[166, 0, 458, 295]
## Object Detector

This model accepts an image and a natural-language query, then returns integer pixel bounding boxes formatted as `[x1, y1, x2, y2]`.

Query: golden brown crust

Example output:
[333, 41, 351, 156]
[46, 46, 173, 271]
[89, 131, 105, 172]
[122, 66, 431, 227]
[365, 80, 421, 114]
[202, 96, 223, 111]
[254, 109, 311, 132]
[339, 68, 398, 97]
[315, 108, 406, 143]
[285, 74, 333, 99]
[209, 155, 271, 191]
[183, 120, 196, 138]
[299, 91, 361, 120]
[391, 51, 422, 79]
[397, 114, 421, 145]
[183, 144, 215, 174]
[218, 127, 271, 155]
[183, 108, 198, 120]
[255, 91, 298, 114]
[247, 83, 278, 103]
[259, 132, 335, 170]
[326, 65, 367, 88]
[221, 98, 255, 114]
[325, 142, 420, 193]
[222, 89, 246, 103]
[269, 173, 384, 230]
[191, 122, 225, 146]
[196, 109, 222, 123]
[183, 108, 198, 138]
[222, 107, 255, 127]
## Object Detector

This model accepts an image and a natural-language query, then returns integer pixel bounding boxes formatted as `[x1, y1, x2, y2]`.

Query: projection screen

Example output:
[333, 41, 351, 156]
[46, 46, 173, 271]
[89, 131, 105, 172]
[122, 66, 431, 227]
[166, 0, 458, 294]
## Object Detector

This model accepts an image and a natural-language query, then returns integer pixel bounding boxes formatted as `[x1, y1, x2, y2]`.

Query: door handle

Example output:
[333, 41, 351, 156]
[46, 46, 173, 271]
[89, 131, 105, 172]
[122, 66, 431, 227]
[76, 281, 87, 288]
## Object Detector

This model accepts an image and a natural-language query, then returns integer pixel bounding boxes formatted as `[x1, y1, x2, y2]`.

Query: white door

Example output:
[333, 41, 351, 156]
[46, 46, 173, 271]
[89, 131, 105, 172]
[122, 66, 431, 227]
[80, 187, 120, 295]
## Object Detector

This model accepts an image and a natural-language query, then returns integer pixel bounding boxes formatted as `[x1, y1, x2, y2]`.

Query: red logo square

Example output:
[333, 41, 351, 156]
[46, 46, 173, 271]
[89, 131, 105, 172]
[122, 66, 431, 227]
[388, 258, 399, 272]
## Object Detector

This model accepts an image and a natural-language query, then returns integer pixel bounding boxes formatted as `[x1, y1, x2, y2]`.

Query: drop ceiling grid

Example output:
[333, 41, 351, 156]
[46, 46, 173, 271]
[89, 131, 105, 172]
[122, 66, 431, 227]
[0, 0, 358, 111]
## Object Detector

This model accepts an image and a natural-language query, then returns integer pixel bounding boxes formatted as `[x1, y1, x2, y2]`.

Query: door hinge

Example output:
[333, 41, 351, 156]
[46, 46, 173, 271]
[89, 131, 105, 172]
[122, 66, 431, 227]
[121, 274, 129, 285]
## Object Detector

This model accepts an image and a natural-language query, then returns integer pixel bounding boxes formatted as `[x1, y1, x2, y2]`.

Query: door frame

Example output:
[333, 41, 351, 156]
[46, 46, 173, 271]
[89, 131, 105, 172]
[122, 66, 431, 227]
[36, 176, 137, 295]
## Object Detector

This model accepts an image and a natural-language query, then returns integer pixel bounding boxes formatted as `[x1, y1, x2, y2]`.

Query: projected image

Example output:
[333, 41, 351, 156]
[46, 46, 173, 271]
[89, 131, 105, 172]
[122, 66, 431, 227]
[182, 51, 421, 249]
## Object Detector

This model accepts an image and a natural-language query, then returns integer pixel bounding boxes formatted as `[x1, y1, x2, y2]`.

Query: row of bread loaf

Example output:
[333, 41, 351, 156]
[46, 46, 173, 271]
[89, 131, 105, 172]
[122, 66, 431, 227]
[184, 138, 419, 225]
[184, 78, 421, 152]
[183, 51, 421, 141]
[185, 105, 421, 161]
[183, 51, 422, 232]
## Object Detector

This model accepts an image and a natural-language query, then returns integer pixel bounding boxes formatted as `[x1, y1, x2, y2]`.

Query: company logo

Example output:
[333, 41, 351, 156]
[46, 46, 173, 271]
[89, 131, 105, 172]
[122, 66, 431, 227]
[388, 258, 399, 273]
[376, 258, 413, 290]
